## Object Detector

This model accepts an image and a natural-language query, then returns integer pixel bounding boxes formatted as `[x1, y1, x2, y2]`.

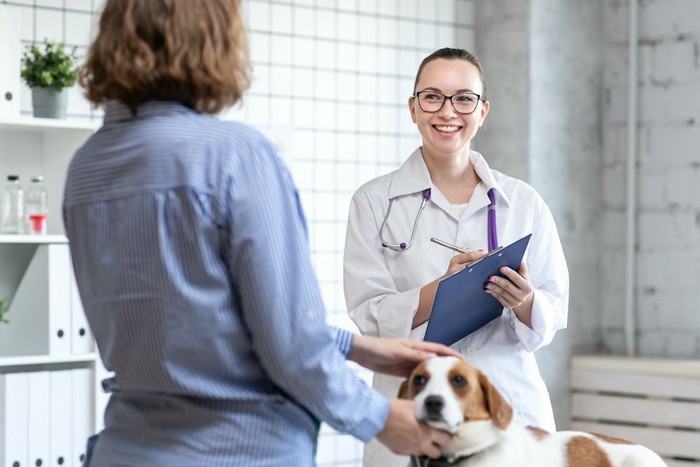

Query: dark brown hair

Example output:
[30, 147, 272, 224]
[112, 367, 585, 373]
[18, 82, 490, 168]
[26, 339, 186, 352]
[79, 0, 251, 115]
[413, 48, 487, 100]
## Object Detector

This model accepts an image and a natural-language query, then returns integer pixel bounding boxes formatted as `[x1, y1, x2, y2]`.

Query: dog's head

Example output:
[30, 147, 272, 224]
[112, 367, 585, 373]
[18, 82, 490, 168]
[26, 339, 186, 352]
[398, 356, 513, 434]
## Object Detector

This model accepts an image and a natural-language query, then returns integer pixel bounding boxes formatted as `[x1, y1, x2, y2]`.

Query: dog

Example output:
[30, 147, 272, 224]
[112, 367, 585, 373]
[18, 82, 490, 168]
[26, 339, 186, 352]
[399, 356, 667, 467]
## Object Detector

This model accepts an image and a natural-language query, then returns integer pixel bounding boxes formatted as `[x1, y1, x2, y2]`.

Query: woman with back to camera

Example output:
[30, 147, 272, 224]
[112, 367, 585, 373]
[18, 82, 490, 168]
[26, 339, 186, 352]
[63, 1, 461, 465]
[344, 48, 570, 466]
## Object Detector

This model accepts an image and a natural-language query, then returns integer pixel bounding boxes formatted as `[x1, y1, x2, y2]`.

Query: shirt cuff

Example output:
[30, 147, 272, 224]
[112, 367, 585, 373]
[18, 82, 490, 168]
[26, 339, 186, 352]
[511, 291, 553, 352]
[349, 391, 390, 442]
[331, 326, 354, 357]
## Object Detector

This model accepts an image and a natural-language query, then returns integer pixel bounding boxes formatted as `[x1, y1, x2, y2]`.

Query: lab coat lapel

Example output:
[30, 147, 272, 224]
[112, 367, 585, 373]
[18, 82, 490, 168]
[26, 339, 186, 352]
[469, 150, 511, 206]
[387, 148, 431, 199]
[460, 150, 512, 222]
[387, 148, 459, 221]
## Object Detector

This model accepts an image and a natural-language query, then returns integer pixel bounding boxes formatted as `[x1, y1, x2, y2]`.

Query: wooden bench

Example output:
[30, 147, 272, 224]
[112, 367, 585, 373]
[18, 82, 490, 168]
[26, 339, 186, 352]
[571, 355, 700, 467]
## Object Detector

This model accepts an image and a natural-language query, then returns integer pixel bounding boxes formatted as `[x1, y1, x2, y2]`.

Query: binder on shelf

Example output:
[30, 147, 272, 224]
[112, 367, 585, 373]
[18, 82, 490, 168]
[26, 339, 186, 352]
[424, 234, 532, 347]
[72, 368, 94, 466]
[70, 262, 94, 354]
[28, 371, 50, 467]
[0, 372, 29, 467]
[0, 6, 20, 117]
[49, 370, 73, 467]
[0, 244, 72, 356]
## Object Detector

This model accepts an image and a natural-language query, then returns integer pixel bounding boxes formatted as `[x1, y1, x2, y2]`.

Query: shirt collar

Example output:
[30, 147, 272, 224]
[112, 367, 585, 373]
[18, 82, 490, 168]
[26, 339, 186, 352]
[103, 100, 197, 124]
[387, 147, 511, 207]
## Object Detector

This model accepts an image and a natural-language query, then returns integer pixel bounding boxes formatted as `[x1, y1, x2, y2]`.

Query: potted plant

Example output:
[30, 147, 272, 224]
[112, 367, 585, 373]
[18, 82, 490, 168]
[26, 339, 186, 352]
[20, 38, 79, 119]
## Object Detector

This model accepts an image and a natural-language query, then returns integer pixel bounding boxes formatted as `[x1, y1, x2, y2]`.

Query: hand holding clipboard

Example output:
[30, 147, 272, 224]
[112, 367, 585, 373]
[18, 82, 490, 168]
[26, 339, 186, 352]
[424, 234, 532, 347]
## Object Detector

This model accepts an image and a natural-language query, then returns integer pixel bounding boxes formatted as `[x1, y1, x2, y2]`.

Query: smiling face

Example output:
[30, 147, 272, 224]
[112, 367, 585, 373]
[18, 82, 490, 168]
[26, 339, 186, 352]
[408, 58, 490, 163]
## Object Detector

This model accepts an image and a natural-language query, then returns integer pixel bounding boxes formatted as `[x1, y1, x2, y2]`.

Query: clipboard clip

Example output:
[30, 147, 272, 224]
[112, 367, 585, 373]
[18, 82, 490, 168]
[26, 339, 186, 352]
[465, 246, 504, 269]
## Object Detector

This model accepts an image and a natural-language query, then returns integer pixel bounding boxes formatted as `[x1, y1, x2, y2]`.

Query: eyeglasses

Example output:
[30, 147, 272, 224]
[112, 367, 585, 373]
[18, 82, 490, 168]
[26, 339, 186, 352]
[413, 90, 484, 115]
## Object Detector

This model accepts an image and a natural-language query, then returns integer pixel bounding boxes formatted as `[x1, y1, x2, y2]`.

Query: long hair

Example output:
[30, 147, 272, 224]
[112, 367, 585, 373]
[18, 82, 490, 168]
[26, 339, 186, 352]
[413, 48, 487, 100]
[79, 0, 251, 115]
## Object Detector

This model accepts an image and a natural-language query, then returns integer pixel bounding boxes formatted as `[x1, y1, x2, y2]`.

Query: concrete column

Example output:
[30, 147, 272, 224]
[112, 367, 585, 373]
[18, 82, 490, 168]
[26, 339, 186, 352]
[475, 0, 604, 428]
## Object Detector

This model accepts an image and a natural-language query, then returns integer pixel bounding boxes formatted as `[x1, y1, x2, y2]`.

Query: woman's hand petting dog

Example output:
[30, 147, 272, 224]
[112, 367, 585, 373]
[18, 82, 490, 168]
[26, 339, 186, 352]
[349, 335, 462, 377]
[376, 399, 453, 458]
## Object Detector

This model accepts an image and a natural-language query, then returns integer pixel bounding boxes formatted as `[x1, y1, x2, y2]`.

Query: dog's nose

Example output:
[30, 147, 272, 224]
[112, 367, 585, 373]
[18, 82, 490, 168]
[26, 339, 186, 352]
[424, 395, 445, 416]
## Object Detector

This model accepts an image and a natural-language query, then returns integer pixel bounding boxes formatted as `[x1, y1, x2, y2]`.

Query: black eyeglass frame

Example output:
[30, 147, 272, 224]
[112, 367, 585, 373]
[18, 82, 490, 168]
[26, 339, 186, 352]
[412, 90, 485, 115]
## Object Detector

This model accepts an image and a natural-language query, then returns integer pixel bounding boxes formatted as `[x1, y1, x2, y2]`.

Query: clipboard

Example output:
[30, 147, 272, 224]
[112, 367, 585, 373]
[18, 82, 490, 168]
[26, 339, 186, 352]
[424, 233, 532, 347]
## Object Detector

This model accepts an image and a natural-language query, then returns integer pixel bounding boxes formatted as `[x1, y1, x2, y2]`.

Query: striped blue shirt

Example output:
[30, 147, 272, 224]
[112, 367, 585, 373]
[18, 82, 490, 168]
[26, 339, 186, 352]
[63, 101, 388, 466]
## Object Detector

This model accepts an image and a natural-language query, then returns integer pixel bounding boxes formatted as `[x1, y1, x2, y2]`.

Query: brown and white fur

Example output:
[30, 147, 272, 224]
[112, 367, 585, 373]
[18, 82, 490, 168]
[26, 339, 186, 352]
[399, 356, 667, 467]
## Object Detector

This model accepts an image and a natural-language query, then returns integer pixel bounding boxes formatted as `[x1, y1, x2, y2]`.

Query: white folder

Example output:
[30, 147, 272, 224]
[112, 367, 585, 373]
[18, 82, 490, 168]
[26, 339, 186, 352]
[28, 371, 50, 467]
[69, 262, 94, 354]
[49, 370, 73, 467]
[48, 245, 73, 354]
[0, 5, 20, 117]
[0, 372, 29, 467]
[71, 368, 94, 466]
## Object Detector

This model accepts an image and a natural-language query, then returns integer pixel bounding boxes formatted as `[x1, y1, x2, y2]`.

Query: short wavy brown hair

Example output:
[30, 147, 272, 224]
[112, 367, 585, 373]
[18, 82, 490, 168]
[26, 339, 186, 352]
[80, 0, 250, 115]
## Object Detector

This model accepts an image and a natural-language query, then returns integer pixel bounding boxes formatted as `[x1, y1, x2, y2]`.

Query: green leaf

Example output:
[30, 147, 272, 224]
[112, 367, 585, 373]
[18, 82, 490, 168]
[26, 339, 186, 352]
[20, 38, 79, 91]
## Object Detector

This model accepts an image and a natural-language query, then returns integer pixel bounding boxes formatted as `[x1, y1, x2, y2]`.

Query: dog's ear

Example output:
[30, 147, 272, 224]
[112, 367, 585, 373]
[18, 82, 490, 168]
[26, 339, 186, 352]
[397, 378, 410, 399]
[478, 371, 513, 430]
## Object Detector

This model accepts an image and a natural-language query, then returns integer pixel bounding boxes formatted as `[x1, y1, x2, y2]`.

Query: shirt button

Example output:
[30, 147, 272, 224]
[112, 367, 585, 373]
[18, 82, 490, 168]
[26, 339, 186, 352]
[466, 347, 477, 356]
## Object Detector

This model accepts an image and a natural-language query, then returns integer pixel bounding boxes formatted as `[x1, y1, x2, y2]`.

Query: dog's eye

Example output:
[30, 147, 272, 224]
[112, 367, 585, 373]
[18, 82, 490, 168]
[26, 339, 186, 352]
[413, 375, 427, 386]
[451, 375, 467, 388]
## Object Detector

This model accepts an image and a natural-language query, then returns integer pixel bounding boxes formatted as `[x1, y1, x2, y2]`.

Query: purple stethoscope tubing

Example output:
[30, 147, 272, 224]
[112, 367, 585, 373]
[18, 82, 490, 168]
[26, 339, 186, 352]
[487, 188, 497, 251]
[379, 188, 498, 251]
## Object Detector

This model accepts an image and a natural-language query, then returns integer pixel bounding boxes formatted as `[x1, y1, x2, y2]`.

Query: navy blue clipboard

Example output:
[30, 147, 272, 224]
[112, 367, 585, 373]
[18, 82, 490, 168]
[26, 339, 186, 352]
[424, 234, 532, 347]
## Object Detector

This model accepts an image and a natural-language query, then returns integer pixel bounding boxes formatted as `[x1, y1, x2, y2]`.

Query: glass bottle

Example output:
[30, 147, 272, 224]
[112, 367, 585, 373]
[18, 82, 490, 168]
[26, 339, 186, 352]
[0, 175, 24, 234]
[25, 175, 48, 235]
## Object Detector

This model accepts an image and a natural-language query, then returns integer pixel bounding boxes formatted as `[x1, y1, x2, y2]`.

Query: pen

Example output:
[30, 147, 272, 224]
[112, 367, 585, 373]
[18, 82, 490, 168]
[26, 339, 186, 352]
[430, 237, 473, 254]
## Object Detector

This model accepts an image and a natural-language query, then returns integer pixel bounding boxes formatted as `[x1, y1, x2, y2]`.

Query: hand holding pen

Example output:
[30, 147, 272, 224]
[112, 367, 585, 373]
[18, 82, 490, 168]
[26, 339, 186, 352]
[430, 237, 473, 254]
[431, 237, 486, 277]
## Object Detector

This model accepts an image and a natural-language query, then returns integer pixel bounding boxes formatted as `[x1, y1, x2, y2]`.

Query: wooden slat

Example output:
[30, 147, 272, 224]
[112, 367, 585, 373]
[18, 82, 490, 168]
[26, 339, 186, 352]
[572, 393, 700, 430]
[571, 368, 700, 401]
[571, 422, 700, 460]
[572, 356, 700, 378]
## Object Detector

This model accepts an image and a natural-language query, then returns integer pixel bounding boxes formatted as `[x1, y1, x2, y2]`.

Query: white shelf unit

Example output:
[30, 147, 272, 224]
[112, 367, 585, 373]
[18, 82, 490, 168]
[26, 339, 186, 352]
[0, 118, 108, 467]
[0, 117, 99, 236]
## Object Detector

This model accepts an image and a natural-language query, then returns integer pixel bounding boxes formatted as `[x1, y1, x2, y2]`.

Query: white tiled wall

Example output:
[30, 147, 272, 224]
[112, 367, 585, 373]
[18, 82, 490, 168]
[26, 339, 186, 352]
[0, 0, 475, 464]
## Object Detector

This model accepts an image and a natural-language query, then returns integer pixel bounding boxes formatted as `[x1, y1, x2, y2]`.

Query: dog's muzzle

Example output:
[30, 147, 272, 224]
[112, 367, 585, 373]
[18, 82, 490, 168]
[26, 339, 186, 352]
[423, 395, 445, 421]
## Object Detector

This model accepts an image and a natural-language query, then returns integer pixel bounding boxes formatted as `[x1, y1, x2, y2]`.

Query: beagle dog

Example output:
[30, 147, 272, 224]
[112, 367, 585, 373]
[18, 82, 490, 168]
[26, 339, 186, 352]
[399, 356, 667, 467]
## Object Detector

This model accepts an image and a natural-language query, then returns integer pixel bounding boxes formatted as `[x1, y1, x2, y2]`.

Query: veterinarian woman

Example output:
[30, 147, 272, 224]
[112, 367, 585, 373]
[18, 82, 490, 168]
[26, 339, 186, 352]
[344, 48, 570, 467]
[63, 1, 460, 465]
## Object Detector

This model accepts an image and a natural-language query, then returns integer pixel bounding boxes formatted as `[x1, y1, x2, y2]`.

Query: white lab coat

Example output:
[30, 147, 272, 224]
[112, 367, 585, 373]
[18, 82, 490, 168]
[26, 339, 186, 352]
[344, 148, 569, 467]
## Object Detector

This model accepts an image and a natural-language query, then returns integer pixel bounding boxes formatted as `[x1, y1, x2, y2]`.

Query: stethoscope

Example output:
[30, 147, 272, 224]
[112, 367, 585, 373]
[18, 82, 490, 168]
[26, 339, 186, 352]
[379, 188, 498, 252]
